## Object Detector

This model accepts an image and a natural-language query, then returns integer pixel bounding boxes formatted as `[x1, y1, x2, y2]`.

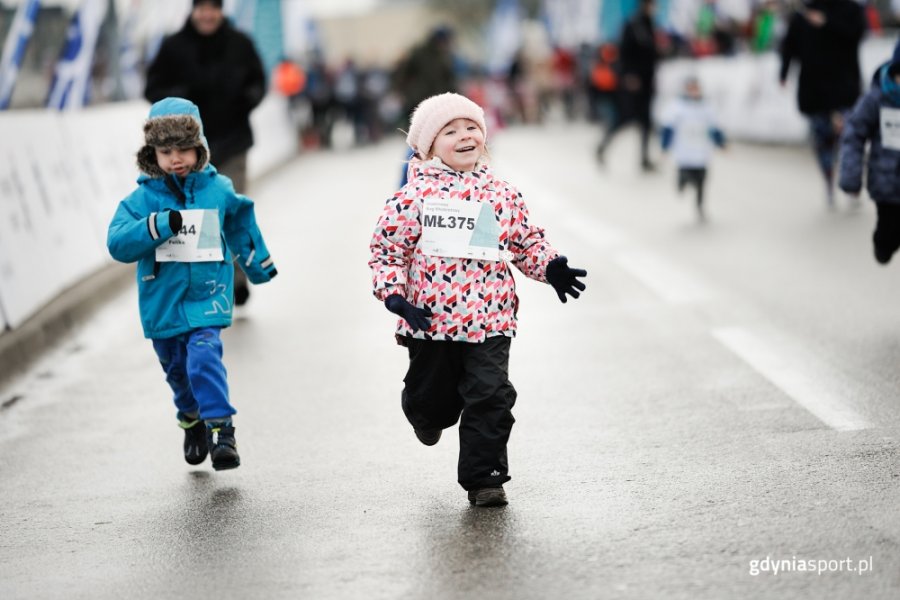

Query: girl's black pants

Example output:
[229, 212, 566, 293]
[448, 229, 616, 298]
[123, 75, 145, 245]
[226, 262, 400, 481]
[401, 336, 517, 491]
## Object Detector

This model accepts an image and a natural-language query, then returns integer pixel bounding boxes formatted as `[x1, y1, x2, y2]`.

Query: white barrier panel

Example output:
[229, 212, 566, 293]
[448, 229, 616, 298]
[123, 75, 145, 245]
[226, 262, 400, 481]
[0, 110, 105, 328]
[65, 101, 149, 243]
[0, 93, 295, 331]
[655, 36, 897, 144]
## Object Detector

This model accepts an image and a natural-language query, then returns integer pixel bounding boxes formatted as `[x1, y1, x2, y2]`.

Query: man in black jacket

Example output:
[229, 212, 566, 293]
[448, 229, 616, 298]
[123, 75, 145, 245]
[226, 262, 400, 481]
[779, 0, 866, 207]
[596, 0, 660, 171]
[145, 0, 266, 305]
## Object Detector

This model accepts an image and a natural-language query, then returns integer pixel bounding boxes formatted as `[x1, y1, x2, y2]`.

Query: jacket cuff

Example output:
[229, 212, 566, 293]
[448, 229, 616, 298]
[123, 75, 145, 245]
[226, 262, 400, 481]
[148, 211, 175, 241]
[147, 210, 175, 241]
[260, 256, 277, 279]
[375, 285, 406, 302]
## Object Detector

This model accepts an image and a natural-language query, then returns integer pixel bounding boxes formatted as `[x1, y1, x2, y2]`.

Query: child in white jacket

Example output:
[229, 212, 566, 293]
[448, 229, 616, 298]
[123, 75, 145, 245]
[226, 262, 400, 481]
[661, 76, 727, 221]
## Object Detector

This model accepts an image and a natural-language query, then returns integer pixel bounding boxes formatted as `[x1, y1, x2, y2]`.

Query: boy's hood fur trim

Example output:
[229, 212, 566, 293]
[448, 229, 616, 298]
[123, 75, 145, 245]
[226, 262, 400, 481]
[136, 114, 210, 178]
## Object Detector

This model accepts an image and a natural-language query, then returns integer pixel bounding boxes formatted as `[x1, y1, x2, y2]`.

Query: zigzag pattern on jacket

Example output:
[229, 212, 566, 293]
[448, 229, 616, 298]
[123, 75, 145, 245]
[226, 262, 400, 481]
[369, 159, 558, 343]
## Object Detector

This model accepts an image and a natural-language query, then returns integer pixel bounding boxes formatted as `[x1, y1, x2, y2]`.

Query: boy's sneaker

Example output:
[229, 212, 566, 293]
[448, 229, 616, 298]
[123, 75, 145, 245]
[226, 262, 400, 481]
[468, 486, 508, 507]
[414, 428, 441, 446]
[207, 423, 240, 471]
[178, 416, 208, 465]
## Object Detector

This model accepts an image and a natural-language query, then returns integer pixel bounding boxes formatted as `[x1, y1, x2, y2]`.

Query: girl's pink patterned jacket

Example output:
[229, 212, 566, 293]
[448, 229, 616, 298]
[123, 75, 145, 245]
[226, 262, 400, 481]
[369, 158, 559, 343]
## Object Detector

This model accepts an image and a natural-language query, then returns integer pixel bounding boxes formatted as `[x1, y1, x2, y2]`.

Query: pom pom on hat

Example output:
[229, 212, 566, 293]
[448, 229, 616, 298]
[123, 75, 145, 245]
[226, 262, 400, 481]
[406, 93, 487, 156]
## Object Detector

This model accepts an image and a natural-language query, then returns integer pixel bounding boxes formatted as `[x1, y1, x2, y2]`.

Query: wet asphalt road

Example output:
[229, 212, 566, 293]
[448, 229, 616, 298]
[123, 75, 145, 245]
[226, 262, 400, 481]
[2, 121, 900, 599]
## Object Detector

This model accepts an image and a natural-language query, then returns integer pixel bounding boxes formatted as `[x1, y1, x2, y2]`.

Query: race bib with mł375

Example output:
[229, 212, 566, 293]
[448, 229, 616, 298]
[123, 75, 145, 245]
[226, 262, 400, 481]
[419, 197, 500, 261]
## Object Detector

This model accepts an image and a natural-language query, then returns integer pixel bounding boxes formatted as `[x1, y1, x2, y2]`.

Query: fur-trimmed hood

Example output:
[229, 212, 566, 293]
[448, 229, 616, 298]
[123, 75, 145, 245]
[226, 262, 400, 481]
[137, 97, 210, 178]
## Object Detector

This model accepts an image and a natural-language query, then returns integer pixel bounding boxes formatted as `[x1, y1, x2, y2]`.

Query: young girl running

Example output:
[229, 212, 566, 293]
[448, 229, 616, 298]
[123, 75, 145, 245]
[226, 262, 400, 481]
[368, 93, 586, 507]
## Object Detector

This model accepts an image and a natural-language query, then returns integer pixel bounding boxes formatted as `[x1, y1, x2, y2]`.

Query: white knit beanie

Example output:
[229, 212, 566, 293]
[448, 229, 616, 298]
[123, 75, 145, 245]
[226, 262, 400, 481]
[406, 93, 487, 156]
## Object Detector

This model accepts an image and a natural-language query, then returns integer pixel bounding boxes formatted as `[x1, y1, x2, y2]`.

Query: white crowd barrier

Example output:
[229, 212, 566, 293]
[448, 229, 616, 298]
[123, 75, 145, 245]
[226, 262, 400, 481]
[655, 36, 897, 144]
[0, 93, 297, 332]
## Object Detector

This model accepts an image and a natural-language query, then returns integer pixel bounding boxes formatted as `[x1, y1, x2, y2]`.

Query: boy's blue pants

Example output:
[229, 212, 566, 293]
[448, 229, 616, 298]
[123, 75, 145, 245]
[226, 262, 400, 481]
[151, 327, 235, 421]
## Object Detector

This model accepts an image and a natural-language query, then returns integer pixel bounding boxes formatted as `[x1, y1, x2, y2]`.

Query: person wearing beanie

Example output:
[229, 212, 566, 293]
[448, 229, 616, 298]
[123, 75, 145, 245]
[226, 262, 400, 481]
[840, 40, 900, 265]
[107, 97, 278, 471]
[145, 0, 265, 306]
[368, 92, 587, 507]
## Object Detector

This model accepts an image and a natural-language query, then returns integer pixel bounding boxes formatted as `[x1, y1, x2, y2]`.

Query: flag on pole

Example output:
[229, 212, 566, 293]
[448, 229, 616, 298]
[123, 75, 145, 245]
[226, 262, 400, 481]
[0, 0, 41, 110]
[117, 1, 143, 99]
[282, 0, 319, 60]
[486, 0, 523, 77]
[541, 0, 599, 48]
[46, 0, 108, 110]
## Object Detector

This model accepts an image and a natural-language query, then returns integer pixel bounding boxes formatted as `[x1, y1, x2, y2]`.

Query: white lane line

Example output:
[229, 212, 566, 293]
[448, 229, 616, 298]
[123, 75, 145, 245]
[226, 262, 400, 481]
[614, 250, 715, 304]
[712, 326, 871, 431]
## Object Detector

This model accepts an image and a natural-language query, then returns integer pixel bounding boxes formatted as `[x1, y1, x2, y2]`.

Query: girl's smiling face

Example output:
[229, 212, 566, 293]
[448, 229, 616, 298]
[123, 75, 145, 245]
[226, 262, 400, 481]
[428, 118, 485, 172]
[155, 147, 198, 177]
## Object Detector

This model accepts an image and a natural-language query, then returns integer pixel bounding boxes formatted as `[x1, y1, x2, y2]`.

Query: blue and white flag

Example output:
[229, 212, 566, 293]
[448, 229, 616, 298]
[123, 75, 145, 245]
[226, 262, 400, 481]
[486, 0, 523, 77]
[282, 0, 319, 60]
[46, 0, 108, 110]
[541, 0, 599, 48]
[117, 1, 143, 100]
[0, 0, 41, 110]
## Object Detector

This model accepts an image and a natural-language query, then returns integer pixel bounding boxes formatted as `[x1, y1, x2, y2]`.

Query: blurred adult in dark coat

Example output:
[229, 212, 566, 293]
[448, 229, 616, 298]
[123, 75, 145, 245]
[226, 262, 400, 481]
[392, 26, 458, 123]
[145, 0, 267, 305]
[779, 0, 866, 206]
[596, 0, 660, 171]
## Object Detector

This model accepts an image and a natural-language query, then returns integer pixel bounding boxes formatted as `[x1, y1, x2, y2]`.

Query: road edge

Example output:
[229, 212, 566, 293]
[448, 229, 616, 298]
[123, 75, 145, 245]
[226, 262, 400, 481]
[0, 263, 132, 393]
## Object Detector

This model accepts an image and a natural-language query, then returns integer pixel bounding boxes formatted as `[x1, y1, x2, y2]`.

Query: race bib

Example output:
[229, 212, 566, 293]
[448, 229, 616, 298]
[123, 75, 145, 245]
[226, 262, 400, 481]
[880, 107, 900, 151]
[419, 198, 500, 261]
[155, 209, 223, 262]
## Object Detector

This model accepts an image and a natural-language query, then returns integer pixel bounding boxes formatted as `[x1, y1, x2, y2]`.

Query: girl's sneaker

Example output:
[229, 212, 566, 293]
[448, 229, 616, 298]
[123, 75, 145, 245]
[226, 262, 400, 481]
[468, 487, 508, 507]
[207, 423, 240, 471]
[178, 415, 208, 465]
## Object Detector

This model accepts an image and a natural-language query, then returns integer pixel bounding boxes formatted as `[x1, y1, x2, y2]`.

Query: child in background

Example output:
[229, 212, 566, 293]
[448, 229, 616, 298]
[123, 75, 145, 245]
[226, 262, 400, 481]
[660, 76, 726, 222]
[840, 45, 900, 265]
[368, 93, 587, 507]
[107, 97, 278, 470]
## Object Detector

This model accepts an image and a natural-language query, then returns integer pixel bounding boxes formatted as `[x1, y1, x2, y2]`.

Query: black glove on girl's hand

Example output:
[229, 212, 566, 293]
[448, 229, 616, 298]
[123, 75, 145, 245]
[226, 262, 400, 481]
[384, 294, 433, 332]
[546, 256, 587, 303]
[168, 210, 183, 234]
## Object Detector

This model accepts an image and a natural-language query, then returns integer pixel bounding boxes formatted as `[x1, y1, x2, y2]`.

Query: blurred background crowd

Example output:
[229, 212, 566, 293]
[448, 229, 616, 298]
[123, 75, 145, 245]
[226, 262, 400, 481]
[1, 0, 897, 150]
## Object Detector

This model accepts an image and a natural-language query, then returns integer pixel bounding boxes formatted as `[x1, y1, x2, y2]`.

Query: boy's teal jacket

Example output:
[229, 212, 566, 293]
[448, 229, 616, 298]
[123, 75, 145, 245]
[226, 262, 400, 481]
[107, 166, 276, 339]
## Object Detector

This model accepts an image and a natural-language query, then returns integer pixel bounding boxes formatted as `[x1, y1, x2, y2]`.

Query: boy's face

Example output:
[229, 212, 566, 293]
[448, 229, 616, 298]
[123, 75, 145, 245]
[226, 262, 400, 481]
[428, 118, 485, 172]
[155, 147, 198, 177]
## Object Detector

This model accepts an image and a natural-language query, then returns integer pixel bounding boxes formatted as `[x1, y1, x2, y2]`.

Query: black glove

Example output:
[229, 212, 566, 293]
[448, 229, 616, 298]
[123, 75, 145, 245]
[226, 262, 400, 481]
[546, 256, 587, 303]
[384, 294, 433, 332]
[168, 210, 183, 234]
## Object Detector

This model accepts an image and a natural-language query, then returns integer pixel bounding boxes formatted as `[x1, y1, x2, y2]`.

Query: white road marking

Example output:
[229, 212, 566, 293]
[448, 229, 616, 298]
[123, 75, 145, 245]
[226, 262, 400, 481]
[712, 326, 871, 431]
